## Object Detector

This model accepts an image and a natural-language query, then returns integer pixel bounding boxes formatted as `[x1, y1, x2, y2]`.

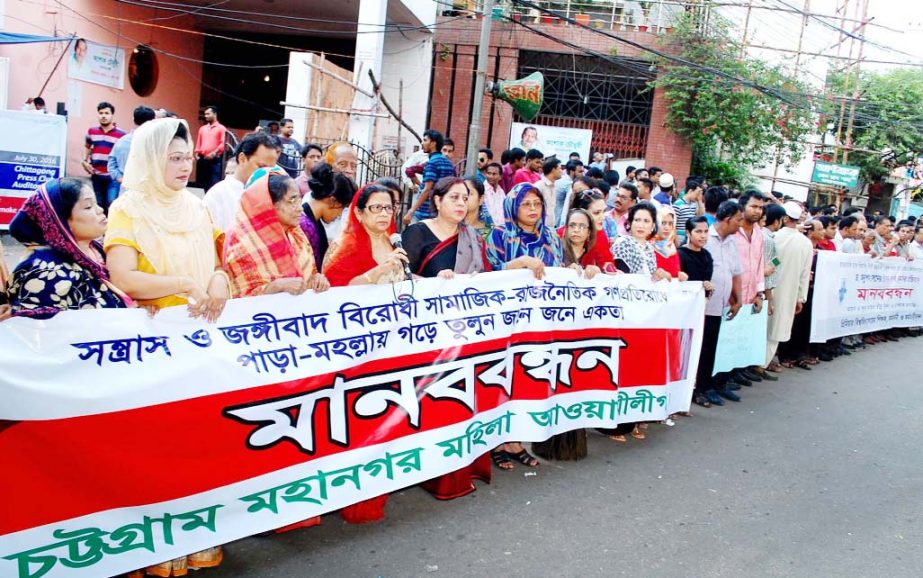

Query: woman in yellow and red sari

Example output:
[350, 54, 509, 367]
[223, 167, 330, 298]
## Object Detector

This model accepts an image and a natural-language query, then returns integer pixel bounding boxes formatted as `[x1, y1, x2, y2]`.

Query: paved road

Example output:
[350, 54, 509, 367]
[207, 336, 923, 578]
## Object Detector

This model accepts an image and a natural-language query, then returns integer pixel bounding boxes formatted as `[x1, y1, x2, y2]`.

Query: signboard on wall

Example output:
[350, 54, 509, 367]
[509, 122, 592, 163]
[0, 111, 67, 229]
[811, 161, 860, 189]
[67, 38, 125, 90]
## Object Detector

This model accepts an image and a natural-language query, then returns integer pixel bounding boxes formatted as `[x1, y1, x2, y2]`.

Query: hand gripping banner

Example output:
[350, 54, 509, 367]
[0, 269, 704, 578]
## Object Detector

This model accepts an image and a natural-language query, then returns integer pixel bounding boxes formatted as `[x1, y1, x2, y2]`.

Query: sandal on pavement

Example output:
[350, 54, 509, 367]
[608, 434, 628, 442]
[507, 449, 539, 467]
[490, 450, 514, 470]
[631, 426, 646, 440]
[794, 359, 813, 370]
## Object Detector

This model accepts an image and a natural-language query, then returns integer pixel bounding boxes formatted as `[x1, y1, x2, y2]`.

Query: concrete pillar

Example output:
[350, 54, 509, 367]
[283, 52, 313, 144]
[348, 0, 388, 152]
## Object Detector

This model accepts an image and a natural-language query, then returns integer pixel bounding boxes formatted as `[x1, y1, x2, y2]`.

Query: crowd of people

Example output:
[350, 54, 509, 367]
[1, 110, 921, 576]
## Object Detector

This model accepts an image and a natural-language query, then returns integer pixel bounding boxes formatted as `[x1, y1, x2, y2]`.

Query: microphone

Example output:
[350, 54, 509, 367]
[389, 233, 413, 280]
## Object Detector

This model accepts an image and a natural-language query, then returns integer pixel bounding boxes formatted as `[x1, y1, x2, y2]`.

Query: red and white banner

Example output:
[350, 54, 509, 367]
[0, 269, 704, 578]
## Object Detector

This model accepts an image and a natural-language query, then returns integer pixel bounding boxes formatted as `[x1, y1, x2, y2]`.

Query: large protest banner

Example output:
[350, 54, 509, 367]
[810, 252, 923, 341]
[0, 270, 704, 578]
[0, 111, 66, 229]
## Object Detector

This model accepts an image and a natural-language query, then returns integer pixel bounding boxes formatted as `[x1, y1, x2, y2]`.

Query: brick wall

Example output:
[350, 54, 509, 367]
[431, 17, 693, 182]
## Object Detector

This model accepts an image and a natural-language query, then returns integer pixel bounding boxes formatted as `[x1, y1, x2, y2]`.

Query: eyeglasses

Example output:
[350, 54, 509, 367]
[277, 196, 301, 207]
[335, 160, 358, 171]
[167, 154, 194, 164]
[567, 222, 589, 231]
[365, 203, 396, 214]
[519, 200, 543, 209]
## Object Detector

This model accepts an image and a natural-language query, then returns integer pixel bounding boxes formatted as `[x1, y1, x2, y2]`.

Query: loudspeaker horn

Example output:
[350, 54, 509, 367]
[487, 71, 544, 122]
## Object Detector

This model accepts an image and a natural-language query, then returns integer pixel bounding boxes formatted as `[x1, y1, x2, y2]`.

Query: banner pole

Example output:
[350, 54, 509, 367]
[465, 0, 494, 177]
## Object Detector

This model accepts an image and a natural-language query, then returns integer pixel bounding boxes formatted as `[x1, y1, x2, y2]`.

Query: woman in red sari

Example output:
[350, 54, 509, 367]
[322, 184, 407, 286]
[400, 176, 493, 499]
[320, 183, 406, 523]
[556, 208, 615, 277]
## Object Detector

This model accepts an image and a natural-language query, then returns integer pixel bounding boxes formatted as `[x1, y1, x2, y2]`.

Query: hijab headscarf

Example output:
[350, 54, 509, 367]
[9, 179, 131, 304]
[223, 170, 316, 297]
[322, 184, 396, 287]
[106, 118, 216, 289]
[486, 182, 563, 268]
[654, 205, 678, 258]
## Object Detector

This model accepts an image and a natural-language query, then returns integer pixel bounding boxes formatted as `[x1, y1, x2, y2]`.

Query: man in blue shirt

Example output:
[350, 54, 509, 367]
[404, 129, 455, 225]
[107, 105, 156, 195]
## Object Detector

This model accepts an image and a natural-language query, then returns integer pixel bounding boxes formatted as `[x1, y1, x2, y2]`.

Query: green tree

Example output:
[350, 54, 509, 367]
[825, 68, 923, 181]
[652, 13, 815, 188]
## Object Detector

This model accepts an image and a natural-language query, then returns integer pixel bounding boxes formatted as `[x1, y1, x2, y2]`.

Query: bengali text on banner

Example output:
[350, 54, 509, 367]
[0, 269, 704, 578]
[810, 252, 923, 342]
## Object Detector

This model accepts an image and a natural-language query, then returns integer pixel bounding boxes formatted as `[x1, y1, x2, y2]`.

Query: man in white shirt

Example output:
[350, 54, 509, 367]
[204, 132, 280, 231]
[910, 226, 923, 260]
[483, 162, 506, 225]
[554, 159, 583, 226]
[534, 158, 562, 228]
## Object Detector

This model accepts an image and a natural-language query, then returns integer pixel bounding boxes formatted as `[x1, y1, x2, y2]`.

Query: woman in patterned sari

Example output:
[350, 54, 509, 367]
[485, 182, 564, 470]
[400, 176, 492, 498]
[224, 168, 330, 297]
[6, 178, 130, 318]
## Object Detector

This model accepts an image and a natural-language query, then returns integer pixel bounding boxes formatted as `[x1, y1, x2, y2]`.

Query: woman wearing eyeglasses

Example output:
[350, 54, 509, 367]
[558, 206, 616, 277]
[106, 118, 229, 326]
[322, 184, 408, 287]
[223, 168, 330, 298]
[104, 118, 227, 575]
[399, 176, 493, 499]
[485, 182, 564, 470]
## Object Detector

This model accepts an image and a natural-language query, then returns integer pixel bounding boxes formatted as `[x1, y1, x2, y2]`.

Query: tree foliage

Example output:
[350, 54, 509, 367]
[652, 13, 815, 187]
[825, 68, 923, 181]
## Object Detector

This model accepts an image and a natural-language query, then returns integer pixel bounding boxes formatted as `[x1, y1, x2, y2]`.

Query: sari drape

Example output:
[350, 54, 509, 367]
[223, 172, 316, 297]
[8, 180, 129, 318]
[322, 185, 397, 287]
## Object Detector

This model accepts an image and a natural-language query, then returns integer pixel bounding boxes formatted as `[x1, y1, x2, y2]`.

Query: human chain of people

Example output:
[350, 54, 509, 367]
[2, 99, 922, 577]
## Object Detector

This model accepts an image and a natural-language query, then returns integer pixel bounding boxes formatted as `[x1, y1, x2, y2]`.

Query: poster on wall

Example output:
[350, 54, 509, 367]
[509, 122, 592, 163]
[67, 38, 125, 90]
[0, 111, 67, 229]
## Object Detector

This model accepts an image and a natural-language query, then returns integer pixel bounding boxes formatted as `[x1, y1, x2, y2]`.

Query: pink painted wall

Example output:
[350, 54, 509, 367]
[0, 0, 204, 176]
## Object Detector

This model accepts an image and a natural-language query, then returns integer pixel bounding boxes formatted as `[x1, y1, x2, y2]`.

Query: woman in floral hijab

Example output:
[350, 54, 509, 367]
[7, 178, 130, 318]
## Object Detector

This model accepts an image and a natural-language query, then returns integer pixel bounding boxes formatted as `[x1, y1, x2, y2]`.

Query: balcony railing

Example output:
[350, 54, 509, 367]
[446, 1, 710, 33]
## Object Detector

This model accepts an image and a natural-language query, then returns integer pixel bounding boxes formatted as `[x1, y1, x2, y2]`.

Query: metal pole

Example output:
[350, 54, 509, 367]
[465, 0, 494, 177]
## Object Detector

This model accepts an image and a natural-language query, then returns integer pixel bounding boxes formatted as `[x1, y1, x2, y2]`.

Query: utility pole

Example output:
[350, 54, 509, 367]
[740, 0, 753, 57]
[841, 0, 868, 168]
[465, 0, 494, 177]
[770, 0, 810, 191]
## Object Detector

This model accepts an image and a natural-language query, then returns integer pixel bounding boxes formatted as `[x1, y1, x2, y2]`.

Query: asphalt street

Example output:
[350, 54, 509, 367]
[206, 335, 923, 578]
[2, 234, 919, 578]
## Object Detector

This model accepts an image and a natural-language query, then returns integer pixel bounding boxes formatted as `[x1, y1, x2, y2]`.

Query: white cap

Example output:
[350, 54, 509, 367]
[659, 173, 674, 189]
[783, 201, 802, 220]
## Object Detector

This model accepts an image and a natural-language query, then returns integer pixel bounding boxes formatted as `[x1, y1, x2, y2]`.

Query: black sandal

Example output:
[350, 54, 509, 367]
[507, 448, 539, 467]
[794, 359, 812, 370]
[490, 449, 514, 470]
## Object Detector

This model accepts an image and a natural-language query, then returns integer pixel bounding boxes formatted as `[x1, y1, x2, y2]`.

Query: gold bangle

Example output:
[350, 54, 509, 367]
[362, 271, 373, 284]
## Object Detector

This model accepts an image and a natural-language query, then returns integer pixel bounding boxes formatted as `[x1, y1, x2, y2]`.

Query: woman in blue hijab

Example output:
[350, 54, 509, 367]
[485, 182, 563, 277]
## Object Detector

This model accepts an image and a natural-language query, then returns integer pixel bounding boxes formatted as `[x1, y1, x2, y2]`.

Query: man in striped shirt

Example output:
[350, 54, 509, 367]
[83, 101, 126, 213]
[673, 177, 704, 244]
